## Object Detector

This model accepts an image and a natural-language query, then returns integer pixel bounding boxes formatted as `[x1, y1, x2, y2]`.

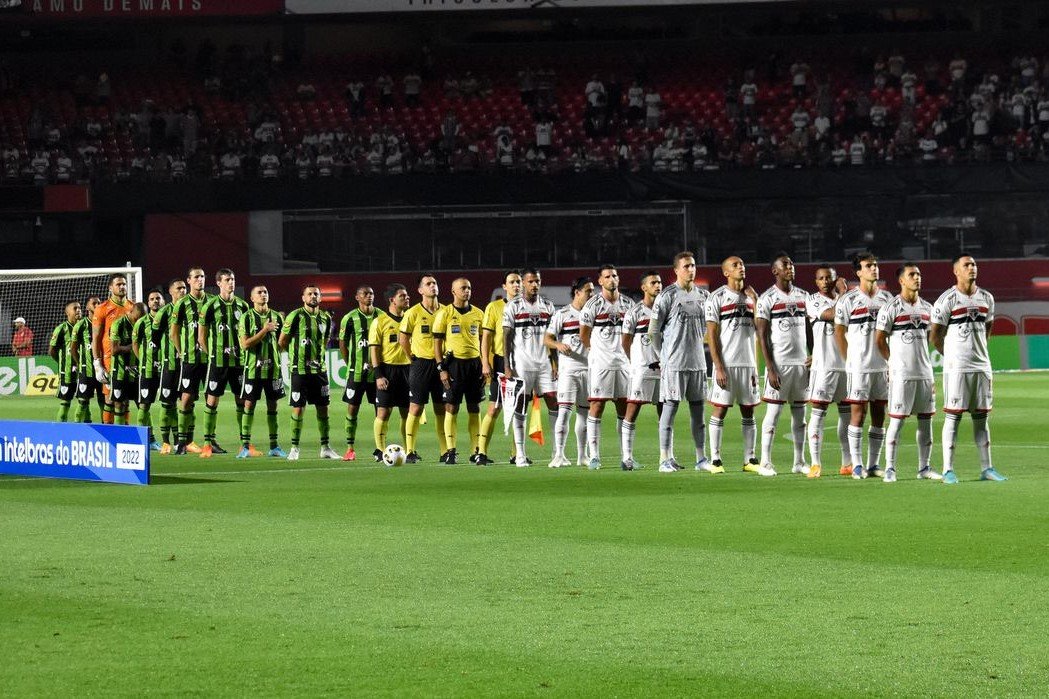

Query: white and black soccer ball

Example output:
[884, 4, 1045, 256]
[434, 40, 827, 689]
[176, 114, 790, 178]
[382, 444, 406, 467]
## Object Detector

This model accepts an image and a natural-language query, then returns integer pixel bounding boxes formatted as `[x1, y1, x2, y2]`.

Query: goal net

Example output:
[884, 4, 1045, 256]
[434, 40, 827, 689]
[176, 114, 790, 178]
[0, 266, 144, 357]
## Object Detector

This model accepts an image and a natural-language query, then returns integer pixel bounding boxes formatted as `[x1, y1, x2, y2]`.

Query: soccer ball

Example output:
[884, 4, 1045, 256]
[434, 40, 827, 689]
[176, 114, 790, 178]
[382, 444, 406, 467]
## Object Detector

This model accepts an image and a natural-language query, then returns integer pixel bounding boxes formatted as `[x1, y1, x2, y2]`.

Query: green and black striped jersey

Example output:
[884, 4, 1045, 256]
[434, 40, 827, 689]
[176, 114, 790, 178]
[171, 291, 211, 365]
[339, 307, 383, 383]
[133, 313, 163, 379]
[239, 308, 284, 380]
[200, 294, 250, 368]
[49, 321, 77, 383]
[71, 316, 94, 379]
[282, 307, 332, 376]
[151, 302, 178, 371]
[109, 315, 137, 383]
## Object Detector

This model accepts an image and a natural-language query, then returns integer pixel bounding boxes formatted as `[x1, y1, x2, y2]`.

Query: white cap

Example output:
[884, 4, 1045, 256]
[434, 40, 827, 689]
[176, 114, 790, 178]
[13, 317, 25, 324]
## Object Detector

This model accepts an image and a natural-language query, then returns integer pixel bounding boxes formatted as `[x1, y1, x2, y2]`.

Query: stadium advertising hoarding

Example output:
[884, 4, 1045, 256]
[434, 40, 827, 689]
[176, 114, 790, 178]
[0, 420, 149, 485]
[17, 0, 283, 19]
[285, 0, 811, 13]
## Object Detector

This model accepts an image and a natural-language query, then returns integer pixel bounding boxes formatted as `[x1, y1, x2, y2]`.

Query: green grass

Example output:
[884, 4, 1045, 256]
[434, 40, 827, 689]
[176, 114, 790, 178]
[2, 373, 1048, 696]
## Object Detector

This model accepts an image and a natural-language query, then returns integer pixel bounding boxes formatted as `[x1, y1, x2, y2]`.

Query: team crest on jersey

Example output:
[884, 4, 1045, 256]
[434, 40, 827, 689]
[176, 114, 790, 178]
[234, 310, 243, 320]
[346, 386, 355, 399]
[910, 313, 923, 328]
[529, 311, 542, 325]
[209, 381, 218, 391]
[141, 388, 150, 398]
[786, 301, 799, 315]
[60, 385, 69, 395]
[967, 306, 979, 320]
[182, 378, 190, 387]
[162, 388, 170, 398]
[292, 391, 301, 401]
[244, 384, 253, 395]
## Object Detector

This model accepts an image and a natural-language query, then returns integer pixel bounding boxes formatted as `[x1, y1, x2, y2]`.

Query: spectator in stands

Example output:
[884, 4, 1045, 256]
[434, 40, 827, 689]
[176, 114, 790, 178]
[627, 80, 645, 123]
[849, 135, 868, 165]
[460, 71, 480, 100]
[949, 53, 968, 93]
[441, 111, 461, 153]
[11, 317, 33, 357]
[919, 129, 939, 163]
[376, 73, 394, 108]
[644, 87, 663, 130]
[585, 74, 606, 118]
[901, 67, 918, 105]
[404, 70, 422, 107]
[534, 116, 553, 155]
[53, 149, 74, 183]
[887, 50, 905, 88]
[296, 146, 315, 178]
[346, 78, 366, 117]
[296, 81, 317, 101]
[740, 78, 758, 118]
[316, 144, 336, 177]
[518, 67, 536, 106]
[869, 100, 889, 140]
[790, 58, 810, 97]
[495, 130, 515, 169]
[96, 72, 111, 105]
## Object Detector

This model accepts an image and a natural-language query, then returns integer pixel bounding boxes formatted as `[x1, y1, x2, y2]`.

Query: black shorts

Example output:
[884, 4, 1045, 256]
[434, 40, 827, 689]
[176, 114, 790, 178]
[138, 373, 160, 404]
[488, 354, 505, 403]
[241, 373, 286, 402]
[57, 376, 77, 402]
[159, 365, 180, 406]
[409, 357, 444, 406]
[377, 364, 410, 409]
[342, 379, 377, 407]
[443, 357, 484, 406]
[178, 361, 207, 399]
[111, 376, 137, 404]
[76, 374, 103, 401]
[205, 363, 244, 398]
[289, 372, 330, 408]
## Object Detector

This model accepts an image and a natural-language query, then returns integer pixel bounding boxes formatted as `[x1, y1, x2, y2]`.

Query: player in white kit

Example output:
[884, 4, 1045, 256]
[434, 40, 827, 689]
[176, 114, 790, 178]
[834, 252, 894, 480]
[705, 256, 761, 472]
[875, 263, 941, 483]
[579, 264, 636, 470]
[502, 268, 558, 466]
[545, 277, 594, 467]
[649, 252, 712, 473]
[929, 254, 1006, 483]
[805, 264, 853, 478]
[755, 253, 811, 476]
[620, 270, 663, 471]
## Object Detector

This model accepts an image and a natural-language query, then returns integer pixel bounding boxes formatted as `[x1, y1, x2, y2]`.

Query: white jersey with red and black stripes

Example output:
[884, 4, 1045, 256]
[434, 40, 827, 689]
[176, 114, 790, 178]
[756, 284, 810, 366]
[833, 286, 893, 373]
[930, 286, 994, 373]
[547, 304, 588, 373]
[580, 292, 635, 370]
[876, 295, 934, 380]
[704, 285, 756, 368]
[807, 291, 844, 372]
[502, 295, 556, 372]
[622, 302, 659, 375]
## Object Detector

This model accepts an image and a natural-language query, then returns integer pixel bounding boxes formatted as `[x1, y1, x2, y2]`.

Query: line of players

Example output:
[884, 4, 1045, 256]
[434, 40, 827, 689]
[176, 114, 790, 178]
[47, 253, 1004, 483]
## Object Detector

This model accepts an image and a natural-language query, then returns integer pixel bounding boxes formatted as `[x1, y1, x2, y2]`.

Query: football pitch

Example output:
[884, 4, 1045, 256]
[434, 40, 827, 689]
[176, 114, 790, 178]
[2, 373, 1047, 696]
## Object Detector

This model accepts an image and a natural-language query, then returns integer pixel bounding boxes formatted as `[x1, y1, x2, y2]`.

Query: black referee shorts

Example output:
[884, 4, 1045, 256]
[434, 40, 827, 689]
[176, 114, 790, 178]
[377, 364, 410, 409]
[443, 356, 484, 406]
[408, 357, 444, 406]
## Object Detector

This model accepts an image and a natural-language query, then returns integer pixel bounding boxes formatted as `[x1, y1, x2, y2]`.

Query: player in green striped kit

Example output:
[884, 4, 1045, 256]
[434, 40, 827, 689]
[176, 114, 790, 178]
[70, 295, 103, 423]
[49, 299, 82, 422]
[151, 278, 187, 452]
[171, 267, 210, 455]
[278, 284, 340, 460]
[197, 268, 251, 458]
[338, 285, 382, 460]
[133, 288, 166, 450]
[237, 284, 287, 458]
[109, 302, 145, 426]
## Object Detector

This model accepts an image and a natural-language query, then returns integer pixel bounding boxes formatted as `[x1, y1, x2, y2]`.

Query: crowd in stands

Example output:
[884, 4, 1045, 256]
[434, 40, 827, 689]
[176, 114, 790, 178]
[3, 44, 1049, 184]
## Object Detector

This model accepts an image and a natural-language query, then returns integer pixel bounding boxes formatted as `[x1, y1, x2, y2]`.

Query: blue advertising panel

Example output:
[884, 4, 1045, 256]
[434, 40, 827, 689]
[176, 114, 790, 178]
[0, 420, 149, 486]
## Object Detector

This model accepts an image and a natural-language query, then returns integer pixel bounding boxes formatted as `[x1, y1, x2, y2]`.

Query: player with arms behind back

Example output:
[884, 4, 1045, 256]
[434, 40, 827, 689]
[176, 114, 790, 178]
[929, 255, 1006, 483]
[875, 263, 940, 483]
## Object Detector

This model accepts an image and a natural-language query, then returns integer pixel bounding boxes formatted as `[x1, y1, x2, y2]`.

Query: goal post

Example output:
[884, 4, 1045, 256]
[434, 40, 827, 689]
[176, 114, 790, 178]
[0, 265, 144, 357]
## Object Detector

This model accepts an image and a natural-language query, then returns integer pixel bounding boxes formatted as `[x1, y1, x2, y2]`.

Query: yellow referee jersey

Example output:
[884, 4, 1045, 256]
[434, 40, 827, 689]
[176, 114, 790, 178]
[481, 298, 507, 357]
[433, 303, 484, 359]
[399, 302, 441, 360]
[369, 312, 410, 366]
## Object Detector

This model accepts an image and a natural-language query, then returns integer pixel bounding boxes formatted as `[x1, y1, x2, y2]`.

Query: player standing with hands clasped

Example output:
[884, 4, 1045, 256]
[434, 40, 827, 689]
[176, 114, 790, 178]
[929, 255, 1006, 484]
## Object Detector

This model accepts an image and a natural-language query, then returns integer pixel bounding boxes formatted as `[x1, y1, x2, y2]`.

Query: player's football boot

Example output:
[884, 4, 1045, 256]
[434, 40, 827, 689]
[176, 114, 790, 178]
[883, 467, 897, 483]
[159, 442, 173, 455]
[791, 463, 811, 475]
[658, 459, 679, 473]
[319, 446, 340, 459]
[287, 447, 300, 461]
[342, 447, 357, 461]
[404, 451, 421, 464]
[209, 442, 228, 455]
[547, 455, 569, 468]
[267, 446, 287, 458]
[247, 445, 263, 457]
[700, 458, 725, 474]
[186, 442, 202, 454]
[371, 448, 383, 462]
[199, 444, 213, 458]
[149, 441, 162, 452]
[474, 453, 493, 465]
[174, 443, 187, 456]
[839, 464, 853, 476]
[980, 467, 1007, 482]
[865, 467, 885, 479]
[742, 458, 762, 474]
[852, 465, 866, 479]
[756, 463, 777, 477]
[807, 463, 822, 479]
[620, 458, 636, 471]
[444, 449, 458, 465]
[236, 447, 251, 459]
[942, 470, 959, 484]
[917, 468, 943, 480]
[516, 456, 533, 467]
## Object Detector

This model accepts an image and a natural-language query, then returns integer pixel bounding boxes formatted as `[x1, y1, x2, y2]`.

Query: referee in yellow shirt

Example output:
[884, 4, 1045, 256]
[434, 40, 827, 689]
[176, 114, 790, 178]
[370, 284, 412, 462]
[399, 273, 448, 461]
[432, 278, 485, 465]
